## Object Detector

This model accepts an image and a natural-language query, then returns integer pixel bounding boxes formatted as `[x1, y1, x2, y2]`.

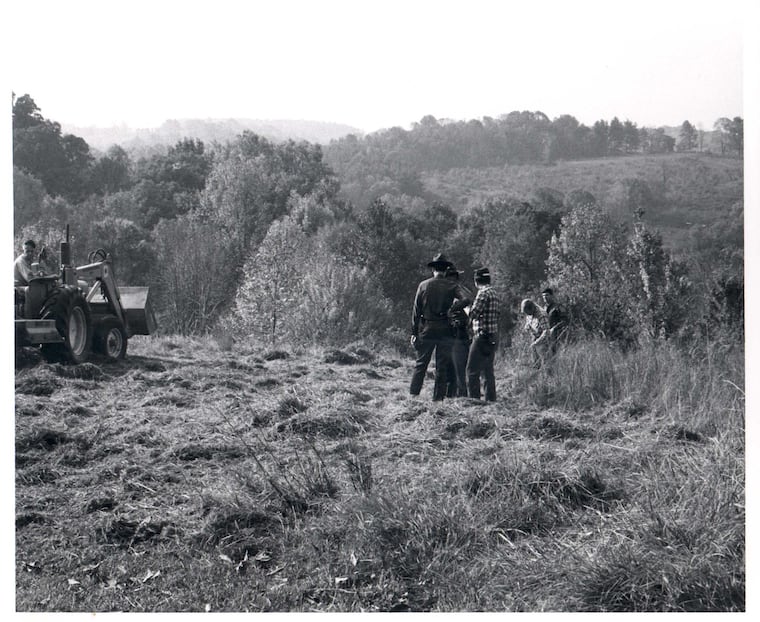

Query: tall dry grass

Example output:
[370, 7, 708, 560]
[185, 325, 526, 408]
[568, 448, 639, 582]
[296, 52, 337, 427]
[15, 332, 744, 611]
[503, 332, 744, 610]
[511, 333, 744, 431]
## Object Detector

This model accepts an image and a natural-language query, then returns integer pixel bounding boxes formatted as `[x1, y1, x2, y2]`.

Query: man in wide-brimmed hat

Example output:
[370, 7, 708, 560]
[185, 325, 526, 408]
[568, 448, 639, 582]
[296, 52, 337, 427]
[410, 253, 471, 401]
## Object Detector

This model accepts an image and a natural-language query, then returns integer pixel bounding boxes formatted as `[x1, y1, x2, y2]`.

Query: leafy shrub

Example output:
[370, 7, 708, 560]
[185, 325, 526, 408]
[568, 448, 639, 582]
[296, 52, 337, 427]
[232, 216, 395, 346]
[546, 202, 689, 344]
[152, 214, 232, 334]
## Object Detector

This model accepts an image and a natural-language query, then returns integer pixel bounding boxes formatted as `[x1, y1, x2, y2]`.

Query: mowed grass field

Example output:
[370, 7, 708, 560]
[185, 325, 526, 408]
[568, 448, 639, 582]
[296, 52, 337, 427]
[14, 333, 744, 612]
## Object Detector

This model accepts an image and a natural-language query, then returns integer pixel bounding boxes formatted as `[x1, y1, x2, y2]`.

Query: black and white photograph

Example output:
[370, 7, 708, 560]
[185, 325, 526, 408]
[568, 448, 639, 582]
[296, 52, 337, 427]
[3, 0, 755, 614]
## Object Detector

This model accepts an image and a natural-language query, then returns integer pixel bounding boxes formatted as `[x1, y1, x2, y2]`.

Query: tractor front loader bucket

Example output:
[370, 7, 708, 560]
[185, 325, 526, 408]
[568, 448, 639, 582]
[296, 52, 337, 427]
[118, 287, 157, 336]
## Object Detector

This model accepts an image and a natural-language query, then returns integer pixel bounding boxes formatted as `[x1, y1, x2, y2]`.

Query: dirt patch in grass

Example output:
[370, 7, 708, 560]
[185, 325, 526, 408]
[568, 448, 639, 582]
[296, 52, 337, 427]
[85, 497, 118, 513]
[324, 350, 360, 365]
[525, 414, 592, 441]
[16, 404, 46, 417]
[16, 428, 69, 452]
[277, 413, 362, 439]
[16, 512, 50, 529]
[393, 401, 428, 422]
[255, 377, 281, 388]
[201, 509, 278, 544]
[210, 444, 247, 460]
[129, 356, 168, 372]
[226, 360, 256, 372]
[175, 443, 214, 461]
[441, 417, 497, 440]
[667, 425, 704, 444]
[526, 468, 625, 511]
[95, 514, 171, 547]
[219, 379, 247, 391]
[50, 362, 106, 380]
[197, 508, 283, 564]
[605, 398, 648, 420]
[463, 420, 497, 439]
[61, 404, 97, 418]
[15, 374, 60, 396]
[141, 391, 195, 408]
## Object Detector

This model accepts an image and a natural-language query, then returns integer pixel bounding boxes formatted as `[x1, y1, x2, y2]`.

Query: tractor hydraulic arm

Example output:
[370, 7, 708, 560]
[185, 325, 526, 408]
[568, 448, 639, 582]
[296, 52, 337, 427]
[76, 260, 127, 329]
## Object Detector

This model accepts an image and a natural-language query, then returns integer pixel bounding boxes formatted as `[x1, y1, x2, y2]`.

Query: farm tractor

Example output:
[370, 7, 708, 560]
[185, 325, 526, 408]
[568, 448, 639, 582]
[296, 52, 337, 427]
[14, 226, 156, 363]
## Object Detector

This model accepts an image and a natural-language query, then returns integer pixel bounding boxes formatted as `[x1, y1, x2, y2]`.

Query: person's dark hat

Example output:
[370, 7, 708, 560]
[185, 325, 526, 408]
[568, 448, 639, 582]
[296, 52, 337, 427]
[427, 253, 453, 269]
[541, 287, 554, 295]
[474, 267, 491, 280]
[23, 240, 36, 248]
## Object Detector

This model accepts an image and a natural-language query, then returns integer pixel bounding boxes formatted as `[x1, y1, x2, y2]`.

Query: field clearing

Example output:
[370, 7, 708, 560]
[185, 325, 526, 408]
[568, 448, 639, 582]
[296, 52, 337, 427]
[422, 153, 742, 207]
[14, 335, 744, 612]
[421, 153, 743, 253]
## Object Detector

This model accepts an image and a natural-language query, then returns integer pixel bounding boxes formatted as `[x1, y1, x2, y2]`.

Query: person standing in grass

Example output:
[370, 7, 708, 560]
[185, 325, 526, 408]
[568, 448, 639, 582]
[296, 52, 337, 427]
[410, 253, 471, 401]
[521, 298, 549, 368]
[445, 266, 473, 398]
[466, 267, 501, 401]
[541, 287, 567, 353]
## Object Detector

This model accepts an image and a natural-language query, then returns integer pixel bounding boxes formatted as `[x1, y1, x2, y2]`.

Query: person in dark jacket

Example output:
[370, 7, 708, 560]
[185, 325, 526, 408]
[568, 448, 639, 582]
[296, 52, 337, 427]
[445, 266, 473, 398]
[410, 253, 471, 401]
[541, 287, 567, 353]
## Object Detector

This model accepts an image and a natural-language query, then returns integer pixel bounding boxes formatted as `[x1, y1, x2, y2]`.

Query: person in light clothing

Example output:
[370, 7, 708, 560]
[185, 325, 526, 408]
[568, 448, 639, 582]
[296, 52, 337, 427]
[14, 239, 37, 286]
[521, 298, 550, 368]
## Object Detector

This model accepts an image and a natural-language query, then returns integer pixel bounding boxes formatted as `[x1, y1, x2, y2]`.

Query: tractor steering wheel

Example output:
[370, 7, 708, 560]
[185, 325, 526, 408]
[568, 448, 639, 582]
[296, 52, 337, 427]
[88, 248, 108, 263]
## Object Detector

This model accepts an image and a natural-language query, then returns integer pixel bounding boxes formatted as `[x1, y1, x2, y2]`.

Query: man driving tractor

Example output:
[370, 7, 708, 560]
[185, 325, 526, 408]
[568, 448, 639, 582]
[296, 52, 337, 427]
[14, 239, 38, 286]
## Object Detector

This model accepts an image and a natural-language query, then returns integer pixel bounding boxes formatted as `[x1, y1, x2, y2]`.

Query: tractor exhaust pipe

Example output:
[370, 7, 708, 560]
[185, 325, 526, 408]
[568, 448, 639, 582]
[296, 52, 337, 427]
[60, 224, 74, 285]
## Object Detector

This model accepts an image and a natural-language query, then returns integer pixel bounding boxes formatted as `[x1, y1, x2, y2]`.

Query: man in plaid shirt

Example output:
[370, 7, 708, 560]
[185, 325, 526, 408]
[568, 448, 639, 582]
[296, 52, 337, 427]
[466, 267, 501, 401]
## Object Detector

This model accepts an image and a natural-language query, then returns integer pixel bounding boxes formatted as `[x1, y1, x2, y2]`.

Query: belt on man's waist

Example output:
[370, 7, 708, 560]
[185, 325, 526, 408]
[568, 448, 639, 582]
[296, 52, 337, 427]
[422, 316, 448, 323]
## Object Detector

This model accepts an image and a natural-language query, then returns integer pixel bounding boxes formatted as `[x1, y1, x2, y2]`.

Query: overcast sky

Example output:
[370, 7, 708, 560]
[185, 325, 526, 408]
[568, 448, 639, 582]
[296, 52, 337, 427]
[2, 0, 750, 132]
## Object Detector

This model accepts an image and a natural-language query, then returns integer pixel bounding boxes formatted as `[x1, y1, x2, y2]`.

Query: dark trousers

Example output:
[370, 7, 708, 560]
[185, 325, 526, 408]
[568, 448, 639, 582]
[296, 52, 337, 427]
[447, 337, 470, 397]
[410, 330, 454, 401]
[466, 334, 497, 401]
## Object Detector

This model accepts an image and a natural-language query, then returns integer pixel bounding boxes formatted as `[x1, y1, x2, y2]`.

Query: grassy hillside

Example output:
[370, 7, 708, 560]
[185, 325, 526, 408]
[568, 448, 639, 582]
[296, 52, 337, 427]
[422, 153, 743, 250]
[15, 333, 744, 612]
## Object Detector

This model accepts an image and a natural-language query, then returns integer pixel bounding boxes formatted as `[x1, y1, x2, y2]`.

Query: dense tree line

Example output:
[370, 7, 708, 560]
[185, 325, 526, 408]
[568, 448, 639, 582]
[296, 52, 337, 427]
[323, 112, 743, 209]
[13, 94, 743, 348]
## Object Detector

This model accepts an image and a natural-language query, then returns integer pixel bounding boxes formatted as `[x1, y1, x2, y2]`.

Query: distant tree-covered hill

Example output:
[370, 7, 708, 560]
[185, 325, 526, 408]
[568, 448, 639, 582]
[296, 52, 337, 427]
[322, 112, 742, 212]
[63, 118, 364, 152]
[421, 153, 743, 252]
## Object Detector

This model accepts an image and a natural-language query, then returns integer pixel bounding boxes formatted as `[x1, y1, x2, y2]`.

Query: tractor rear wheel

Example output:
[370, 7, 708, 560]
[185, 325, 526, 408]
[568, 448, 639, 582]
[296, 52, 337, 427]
[93, 316, 128, 360]
[40, 286, 92, 364]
